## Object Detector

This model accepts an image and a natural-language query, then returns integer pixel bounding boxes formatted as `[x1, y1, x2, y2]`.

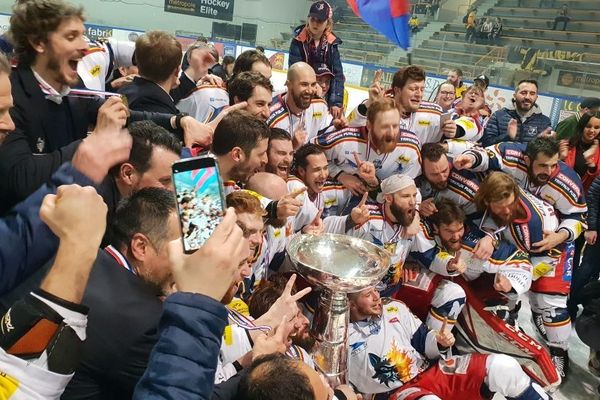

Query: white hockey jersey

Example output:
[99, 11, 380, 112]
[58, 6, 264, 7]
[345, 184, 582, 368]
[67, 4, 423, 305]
[348, 299, 441, 395]
[78, 39, 136, 91]
[347, 101, 444, 145]
[266, 93, 332, 144]
[176, 85, 230, 123]
[314, 126, 422, 181]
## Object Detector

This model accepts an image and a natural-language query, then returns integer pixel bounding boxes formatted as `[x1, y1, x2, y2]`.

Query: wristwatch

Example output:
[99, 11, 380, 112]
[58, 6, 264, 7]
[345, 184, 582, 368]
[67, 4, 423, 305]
[175, 112, 189, 130]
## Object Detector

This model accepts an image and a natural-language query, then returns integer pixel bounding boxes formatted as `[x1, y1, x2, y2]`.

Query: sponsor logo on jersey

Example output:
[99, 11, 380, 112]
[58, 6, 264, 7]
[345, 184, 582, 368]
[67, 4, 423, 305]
[417, 120, 430, 126]
[89, 65, 101, 77]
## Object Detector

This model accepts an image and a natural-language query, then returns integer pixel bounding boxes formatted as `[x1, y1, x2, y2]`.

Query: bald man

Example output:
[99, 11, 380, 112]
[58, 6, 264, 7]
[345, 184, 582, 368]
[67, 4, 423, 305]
[266, 62, 332, 150]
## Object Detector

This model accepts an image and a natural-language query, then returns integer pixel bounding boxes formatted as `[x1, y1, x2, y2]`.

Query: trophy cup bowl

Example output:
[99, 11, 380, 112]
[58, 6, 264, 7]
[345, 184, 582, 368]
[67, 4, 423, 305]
[287, 233, 391, 387]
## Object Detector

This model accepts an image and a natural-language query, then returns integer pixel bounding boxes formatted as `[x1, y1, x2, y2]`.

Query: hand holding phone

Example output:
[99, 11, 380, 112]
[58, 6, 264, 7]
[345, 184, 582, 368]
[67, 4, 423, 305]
[172, 155, 226, 253]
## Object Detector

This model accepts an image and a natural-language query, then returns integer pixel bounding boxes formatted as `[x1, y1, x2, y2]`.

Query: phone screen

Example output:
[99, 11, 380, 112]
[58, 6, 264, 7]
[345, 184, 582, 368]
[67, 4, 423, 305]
[173, 156, 225, 253]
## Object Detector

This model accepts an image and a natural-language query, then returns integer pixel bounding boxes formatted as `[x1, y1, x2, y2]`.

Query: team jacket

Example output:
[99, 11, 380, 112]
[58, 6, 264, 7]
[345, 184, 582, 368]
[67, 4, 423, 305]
[408, 221, 533, 295]
[464, 142, 587, 240]
[415, 167, 483, 220]
[347, 100, 443, 145]
[266, 93, 332, 144]
[348, 299, 441, 395]
[314, 126, 422, 181]
[176, 85, 230, 123]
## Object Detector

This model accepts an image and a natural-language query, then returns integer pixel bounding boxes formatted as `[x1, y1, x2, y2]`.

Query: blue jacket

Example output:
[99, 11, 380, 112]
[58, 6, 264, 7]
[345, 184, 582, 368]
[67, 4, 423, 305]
[289, 25, 345, 109]
[481, 102, 552, 147]
[0, 163, 92, 295]
[133, 292, 229, 400]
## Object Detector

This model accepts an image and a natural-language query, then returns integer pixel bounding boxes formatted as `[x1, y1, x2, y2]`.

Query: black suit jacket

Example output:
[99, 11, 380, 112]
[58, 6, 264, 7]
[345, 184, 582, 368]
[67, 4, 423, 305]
[61, 249, 163, 400]
[118, 73, 196, 114]
[0, 67, 179, 214]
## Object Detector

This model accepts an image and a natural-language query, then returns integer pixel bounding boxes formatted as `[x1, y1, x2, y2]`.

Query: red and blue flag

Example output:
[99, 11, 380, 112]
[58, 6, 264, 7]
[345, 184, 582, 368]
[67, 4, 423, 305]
[346, 0, 411, 50]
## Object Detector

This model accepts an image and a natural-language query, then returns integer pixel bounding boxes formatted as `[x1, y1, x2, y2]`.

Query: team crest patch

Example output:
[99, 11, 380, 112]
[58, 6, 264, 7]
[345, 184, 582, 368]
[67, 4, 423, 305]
[369, 341, 414, 386]
[89, 65, 101, 77]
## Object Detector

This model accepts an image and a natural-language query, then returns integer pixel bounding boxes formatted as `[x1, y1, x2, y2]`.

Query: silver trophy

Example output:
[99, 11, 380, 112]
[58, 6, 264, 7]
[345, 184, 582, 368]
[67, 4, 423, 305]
[287, 233, 391, 386]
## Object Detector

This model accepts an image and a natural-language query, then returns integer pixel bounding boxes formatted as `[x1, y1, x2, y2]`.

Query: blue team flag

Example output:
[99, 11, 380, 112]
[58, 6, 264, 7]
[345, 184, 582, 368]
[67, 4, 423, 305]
[347, 0, 411, 50]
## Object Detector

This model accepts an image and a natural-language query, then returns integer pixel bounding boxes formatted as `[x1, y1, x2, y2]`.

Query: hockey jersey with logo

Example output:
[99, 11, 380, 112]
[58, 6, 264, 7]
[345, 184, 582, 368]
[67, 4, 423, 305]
[266, 93, 332, 144]
[464, 142, 587, 240]
[176, 85, 230, 123]
[314, 126, 422, 181]
[348, 299, 441, 395]
[347, 101, 443, 145]
[78, 39, 136, 91]
[408, 221, 533, 295]
[416, 167, 483, 220]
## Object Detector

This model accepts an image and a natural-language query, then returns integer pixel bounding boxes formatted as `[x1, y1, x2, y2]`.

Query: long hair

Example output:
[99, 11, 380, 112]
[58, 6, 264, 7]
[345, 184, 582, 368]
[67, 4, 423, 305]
[569, 111, 600, 147]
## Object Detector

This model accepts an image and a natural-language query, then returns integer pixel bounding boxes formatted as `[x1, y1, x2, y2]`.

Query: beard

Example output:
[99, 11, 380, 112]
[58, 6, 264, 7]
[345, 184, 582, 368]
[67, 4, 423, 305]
[371, 133, 397, 153]
[529, 172, 550, 186]
[230, 160, 256, 184]
[390, 202, 416, 227]
[291, 331, 316, 352]
[291, 91, 311, 110]
[429, 179, 448, 190]
[515, 99, 533, 113]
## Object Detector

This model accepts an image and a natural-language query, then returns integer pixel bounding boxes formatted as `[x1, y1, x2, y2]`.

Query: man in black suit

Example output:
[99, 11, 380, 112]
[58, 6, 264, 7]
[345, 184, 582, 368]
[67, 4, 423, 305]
[119, 31, 217, 115]
[0, 0, 210, 214]
[61, 187, 179, 400]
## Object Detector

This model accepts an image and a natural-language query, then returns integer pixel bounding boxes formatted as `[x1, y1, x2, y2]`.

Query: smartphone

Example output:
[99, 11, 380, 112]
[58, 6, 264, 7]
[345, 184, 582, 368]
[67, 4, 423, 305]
[440, 111, 453, 125]
[172, 155, 226, 253]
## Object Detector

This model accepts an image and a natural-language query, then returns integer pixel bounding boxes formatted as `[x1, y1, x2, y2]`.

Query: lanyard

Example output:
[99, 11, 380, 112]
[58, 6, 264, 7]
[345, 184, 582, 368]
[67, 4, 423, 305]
[105, 245, 137, 276]
[365, 137, 390, 168]
[227, 308, 295, 358]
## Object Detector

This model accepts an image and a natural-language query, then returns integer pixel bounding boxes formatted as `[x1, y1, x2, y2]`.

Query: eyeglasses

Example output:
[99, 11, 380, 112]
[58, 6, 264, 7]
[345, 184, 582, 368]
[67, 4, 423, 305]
[439, 91, 455, 96]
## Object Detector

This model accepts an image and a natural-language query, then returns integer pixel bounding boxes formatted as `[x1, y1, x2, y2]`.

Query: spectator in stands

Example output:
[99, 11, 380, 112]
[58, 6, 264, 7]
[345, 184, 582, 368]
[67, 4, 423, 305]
[409, 15, 420, 33]
[232, 49, 272, 80]
[481, 79, 551, 146]
[556, 97, 600, 141]
[473, 74, 490, 92]
[465, 7, 477, 43]
[61, 187, 179, 400]
[430, 0, 440, 19]
[490, 17, 503, 44]
[480, 17, 494, 44]
[559, 112, 600, 191]
[256, 46, 265, 53]
[434, 81, 457, 112]
[289, 0, 345, 119]
[447, 68, 467, 98]
[222, 55, 236, 80]
[552, 4, 570, 31]
[313, 63, 334, 102]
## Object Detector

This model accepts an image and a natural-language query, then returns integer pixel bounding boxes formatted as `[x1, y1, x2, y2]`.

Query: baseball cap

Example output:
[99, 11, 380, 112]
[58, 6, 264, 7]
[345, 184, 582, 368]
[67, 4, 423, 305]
[473, 74, 490, 89]
[376, 174, 416, 203]
[580, 97, 600, 110]
[308, 1, 333, 22]
[314, 63, 334, 77]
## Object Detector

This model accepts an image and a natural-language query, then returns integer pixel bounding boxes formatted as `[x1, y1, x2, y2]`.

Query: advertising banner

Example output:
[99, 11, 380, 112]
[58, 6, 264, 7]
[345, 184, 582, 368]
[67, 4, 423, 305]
[164, 0, 234, 22]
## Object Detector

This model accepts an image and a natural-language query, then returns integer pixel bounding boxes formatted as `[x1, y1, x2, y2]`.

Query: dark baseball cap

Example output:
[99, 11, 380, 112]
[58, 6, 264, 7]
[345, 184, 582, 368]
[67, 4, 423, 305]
[474, 74, 490, 88]
[314, 63, 334, 77]
[308, 1, 333, 22]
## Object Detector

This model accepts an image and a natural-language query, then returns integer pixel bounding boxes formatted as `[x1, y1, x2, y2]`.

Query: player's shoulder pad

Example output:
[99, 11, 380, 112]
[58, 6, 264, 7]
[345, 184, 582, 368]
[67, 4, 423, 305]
[314, 127, 364, 148]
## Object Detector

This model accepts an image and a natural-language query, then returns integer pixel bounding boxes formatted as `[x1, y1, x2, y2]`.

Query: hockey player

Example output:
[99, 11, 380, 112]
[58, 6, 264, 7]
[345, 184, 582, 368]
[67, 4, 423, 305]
[416, 142, 483, 220]
[286, 144, 369, 233]
[266, 62, 332, 149]
[347, 66, 457, 145]
[396, 198, 532, 329]
[265, 128, 294, 180]
[315, 98, 422, 196]
[347, 287, 551, 399]
[345, 174, 465, 332]
[454, 136, 587, 251]
[473, 172, 573, 378]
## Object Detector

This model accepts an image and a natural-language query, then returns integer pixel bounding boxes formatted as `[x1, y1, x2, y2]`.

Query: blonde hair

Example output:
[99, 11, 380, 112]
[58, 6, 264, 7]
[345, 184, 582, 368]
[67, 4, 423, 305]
[474, 172, 519, 212]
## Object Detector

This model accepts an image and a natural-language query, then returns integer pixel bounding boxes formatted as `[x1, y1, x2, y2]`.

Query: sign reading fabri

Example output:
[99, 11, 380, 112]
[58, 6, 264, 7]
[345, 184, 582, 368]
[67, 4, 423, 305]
[165, 0, 234, 21]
